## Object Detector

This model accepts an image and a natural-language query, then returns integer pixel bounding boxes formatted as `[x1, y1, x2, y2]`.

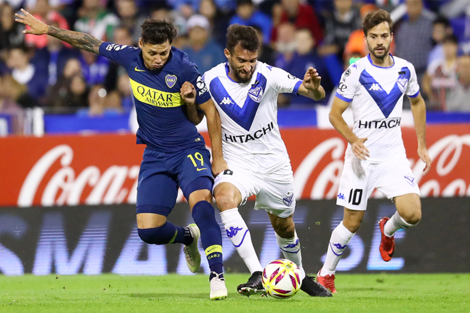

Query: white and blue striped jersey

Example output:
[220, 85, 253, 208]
[335, 54, 420, 162]
[204, 62, 302, 173]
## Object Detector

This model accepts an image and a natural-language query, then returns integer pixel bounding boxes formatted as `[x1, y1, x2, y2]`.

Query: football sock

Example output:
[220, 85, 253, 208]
[137, 222, 193, 245]
[192, 201, 224, 280]
[384, 211, 417, 237]
[220, 208, 263, 273]
[320, 221, 354, 276]
[275, 231, 306, 280]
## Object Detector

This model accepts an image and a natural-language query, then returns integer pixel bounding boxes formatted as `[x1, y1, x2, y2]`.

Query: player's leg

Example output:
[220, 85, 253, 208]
[179, 147, 227, 300]
[136, 149, 195, 250]
[317, 161, 370, 293]
[268, 213, 332, 297]
[213, 169, 264, 296]
[379, 193, 421, 261]
[376, 158, 421, 262]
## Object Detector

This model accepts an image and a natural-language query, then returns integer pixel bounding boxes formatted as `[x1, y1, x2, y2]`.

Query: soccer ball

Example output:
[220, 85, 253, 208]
[262, 259, 301, 299]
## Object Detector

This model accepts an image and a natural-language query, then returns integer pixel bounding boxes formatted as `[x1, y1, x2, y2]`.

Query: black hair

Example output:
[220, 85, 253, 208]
[443, 34, 458, 45]
[140, 19, 177, 45]
[433, 16, 450, 27]
[226, 24, 260, 53]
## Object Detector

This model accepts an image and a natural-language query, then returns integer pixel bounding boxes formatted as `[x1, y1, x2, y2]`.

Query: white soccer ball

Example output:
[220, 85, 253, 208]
[262, 259, 301, 299]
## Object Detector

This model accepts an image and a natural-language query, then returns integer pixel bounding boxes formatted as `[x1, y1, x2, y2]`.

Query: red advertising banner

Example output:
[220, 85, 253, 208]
[1, 124, 469, 207]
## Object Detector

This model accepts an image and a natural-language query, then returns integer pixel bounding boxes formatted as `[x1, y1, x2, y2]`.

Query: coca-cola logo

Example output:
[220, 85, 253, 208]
[16, 134, 470, 207]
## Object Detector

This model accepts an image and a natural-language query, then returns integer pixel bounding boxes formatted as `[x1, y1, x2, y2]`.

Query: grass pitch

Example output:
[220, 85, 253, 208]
[0, 273, 469, 313]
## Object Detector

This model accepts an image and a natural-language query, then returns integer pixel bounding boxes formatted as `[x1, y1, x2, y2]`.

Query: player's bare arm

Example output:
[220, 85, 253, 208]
[297, 67, 326, 101]
[15, 8, 102, 54]
[180, 81, 204, 125]
[329, 96, 370, 160]
[198, 98, 228, 177]
[409, 93, 432, 175]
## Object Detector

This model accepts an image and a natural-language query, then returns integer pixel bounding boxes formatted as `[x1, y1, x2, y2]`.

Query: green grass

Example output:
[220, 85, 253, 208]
[0, 274, 469, 313]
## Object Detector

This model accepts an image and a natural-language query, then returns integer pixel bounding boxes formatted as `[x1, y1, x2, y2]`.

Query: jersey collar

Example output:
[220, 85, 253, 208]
[367, 53, 395, 69]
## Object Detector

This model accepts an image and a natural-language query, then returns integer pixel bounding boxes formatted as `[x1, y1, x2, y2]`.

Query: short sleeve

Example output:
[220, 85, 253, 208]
[269, 66, 303, 95]
[335, 64, 361, 103]
[183, 57, 211, 105]
[98, 42, 136, 68]
[406, 62, 420, 98]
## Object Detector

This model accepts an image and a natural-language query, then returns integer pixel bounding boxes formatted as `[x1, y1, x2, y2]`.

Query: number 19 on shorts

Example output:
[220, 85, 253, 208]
[348, 189, 363, 205]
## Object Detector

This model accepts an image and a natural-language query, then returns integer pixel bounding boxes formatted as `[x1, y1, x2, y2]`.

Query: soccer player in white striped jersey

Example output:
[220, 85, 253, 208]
[316, 9, 432, 293]
[186, 24, 332, 298]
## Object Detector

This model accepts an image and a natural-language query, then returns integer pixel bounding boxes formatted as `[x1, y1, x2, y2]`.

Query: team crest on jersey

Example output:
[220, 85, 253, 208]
[248, 85, 264, 103]
[165, 75, 177, 88]
[283, 192, 294, 206]
[397, 68, 410, 93]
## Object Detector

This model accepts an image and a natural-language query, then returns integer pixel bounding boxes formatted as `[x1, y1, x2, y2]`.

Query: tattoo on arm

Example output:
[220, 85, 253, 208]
[47, 26, 103, 54]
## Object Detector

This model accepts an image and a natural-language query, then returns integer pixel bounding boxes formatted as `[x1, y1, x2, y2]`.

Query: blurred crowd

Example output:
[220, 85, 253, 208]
[1, 0, 470, 134]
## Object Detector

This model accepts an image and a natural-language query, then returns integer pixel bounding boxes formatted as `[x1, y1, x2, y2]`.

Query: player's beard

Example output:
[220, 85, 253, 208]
[369, 43, 390, 60]
[234, 67, 254, 83]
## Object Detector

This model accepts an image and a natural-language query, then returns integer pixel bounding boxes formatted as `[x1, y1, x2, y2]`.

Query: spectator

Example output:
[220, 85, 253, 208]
[445, 54, 470, 111]
[394, 0, 433, 83]
[428, 16, 454, 65]
[198, 0, 229, 47]
[229, 0, 272, 44]
[45, 58, 88, 111]
[115, 0, 146, 44]
[0, 74, 25, 134]
[117, 73, 133, 113]
[104, 26, 132, 92]
[31, 22, 80, 86]
[274, 22, 296, 69]
[422, 35, 459, 111]
[182, 15, 225, 74]
[74, 0, 118, 41]
[0, 3, 25, 50]
[271, 0, 323, 46]
[284, 28, 332, 106]
[77, 84, 122, 117]
[24, 0, 69, 49]
[253, 25, 276, 65]
[318, 0, 361, 59]
[7, 46, 48, 104]
[78, 49, 110, 86]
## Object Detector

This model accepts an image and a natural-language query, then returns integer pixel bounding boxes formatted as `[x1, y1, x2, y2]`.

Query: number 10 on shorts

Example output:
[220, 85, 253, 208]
[348, 189, 363, 205]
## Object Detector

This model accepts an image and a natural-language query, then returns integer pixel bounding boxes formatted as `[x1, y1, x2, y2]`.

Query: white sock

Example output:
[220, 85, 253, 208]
[384, 211, 416, 237]
[275, 231, 305, 280]
[320, 221, 354, 276]
[220, 208, 263, 273]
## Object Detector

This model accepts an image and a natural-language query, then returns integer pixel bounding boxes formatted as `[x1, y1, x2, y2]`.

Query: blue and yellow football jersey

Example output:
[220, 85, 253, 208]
[99, 42, 211, 153]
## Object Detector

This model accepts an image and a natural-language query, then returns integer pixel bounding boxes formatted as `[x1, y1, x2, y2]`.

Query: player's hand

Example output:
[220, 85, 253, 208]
[180, 81, 196, 106]
[352, 138, 370, 160]
[211, 158, 228, 177]
[418, 145, 431, 175]
[15, 9, 49, 35]
[302, 67, 321, 91]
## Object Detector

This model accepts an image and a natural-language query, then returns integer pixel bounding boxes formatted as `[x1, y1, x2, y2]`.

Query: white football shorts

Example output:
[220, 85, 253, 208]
[213, 163, 296, 218]
[336, 157, 420, 211]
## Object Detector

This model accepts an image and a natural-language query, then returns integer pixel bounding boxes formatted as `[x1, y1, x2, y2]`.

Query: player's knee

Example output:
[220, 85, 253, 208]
[401, 210, 421, 226]
[273, 222, 295, 238]
[215, 193, 238, 211]
[343, 219, 361, 233]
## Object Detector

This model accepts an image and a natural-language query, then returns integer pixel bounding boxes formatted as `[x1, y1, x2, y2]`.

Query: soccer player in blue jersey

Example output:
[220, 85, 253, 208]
[16, 9, 228, 300]
[316, 9, 432, 293]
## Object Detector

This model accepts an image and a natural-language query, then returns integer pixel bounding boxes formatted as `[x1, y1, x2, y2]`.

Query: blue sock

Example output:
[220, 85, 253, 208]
[138, 222, 193, 246]
[192, 201, 224, 279]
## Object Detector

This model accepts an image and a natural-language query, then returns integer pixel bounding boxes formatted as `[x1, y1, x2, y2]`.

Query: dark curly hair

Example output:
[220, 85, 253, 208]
[363, 9, 393, 35]
[226, 24, 260, 53]
[141, 19, 177, 45]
